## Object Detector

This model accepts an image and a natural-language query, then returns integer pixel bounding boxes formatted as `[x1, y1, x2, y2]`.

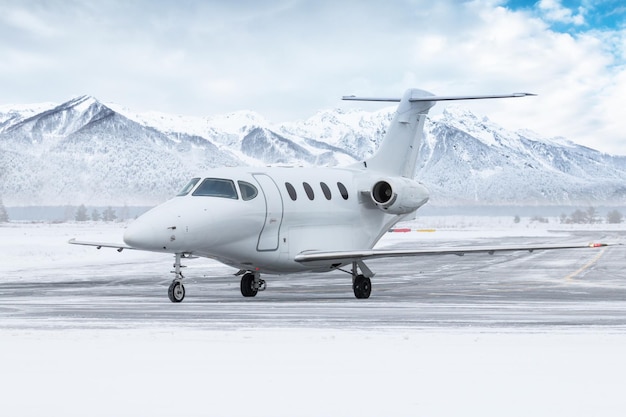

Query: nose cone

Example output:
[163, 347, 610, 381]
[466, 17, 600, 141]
[123, 198, 192, 252]
[123, 206, 180, 252]
[123, 219, 162, 251]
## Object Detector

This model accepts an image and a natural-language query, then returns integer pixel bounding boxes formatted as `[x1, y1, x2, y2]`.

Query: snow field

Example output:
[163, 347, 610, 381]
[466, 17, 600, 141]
[1, 221, 625, 416]
[2, 328, 625, 417]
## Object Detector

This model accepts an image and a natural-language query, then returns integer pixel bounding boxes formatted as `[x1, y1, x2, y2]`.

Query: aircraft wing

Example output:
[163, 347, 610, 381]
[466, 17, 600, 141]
[294, 242, 609, 264]
[68, 238, 136, 252]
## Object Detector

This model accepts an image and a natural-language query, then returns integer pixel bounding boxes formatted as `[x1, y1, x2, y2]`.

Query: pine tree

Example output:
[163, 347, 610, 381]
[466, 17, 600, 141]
[607, 210, 623, 224]
[570, 209, 586, 224]
[119, 205, 130, 221]
[0, 197, 8, 223]
[91, 209, 101, 222]
[75, 204, 88, 222]
[586, 206, 598, 224]
[102, 206, 117, 222]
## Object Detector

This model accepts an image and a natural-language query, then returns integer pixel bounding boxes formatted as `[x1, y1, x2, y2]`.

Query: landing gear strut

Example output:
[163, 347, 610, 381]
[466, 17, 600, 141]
[239, 271, 266, 297]
[351, 260, 373, 299]
[168, 253, 186, 303]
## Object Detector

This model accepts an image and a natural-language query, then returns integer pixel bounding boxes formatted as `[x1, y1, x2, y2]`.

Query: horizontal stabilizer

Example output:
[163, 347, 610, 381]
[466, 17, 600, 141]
[342, 92, 536, 102]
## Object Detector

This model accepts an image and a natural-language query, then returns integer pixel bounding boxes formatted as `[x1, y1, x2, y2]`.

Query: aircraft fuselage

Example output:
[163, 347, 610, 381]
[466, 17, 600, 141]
[123, 166, 430, 274]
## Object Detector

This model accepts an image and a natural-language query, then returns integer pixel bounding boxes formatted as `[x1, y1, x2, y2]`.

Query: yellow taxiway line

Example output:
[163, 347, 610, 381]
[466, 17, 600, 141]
[565, 246, 607, 281]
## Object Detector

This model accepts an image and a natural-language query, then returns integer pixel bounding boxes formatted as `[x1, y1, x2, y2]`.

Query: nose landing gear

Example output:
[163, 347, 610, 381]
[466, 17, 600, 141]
[168, 253, 187, 303]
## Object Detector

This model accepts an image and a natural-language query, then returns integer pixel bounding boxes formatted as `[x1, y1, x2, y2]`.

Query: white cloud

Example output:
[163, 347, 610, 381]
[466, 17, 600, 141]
[0, 6, 60, 37]
[0, 0, 624, 154]
[538, 0, 586, 25]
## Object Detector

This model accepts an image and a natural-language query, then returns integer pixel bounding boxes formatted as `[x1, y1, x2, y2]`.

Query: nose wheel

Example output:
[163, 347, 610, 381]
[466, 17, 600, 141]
[168, 253, 187, 303]
[168, 280, 185, 302]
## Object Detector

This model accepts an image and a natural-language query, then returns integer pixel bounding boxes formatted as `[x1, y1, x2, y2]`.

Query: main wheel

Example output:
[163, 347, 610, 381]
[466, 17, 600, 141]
[240, 273, 258, 297]
[168, 280, 185, 303]
[353, 275, 371, 299]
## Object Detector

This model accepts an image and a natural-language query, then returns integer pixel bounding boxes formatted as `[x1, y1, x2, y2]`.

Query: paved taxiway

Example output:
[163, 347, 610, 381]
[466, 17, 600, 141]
[1, 230, 624, 331]
[3, 225, 626, 417]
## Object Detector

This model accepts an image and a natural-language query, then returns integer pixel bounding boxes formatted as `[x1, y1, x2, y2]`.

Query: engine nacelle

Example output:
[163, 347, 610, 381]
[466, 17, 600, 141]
[370, 177, 429, 215]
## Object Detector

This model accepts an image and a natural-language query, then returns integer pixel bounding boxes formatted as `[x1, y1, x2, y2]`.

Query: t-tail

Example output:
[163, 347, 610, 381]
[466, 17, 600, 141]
[343, 89, 536, 178]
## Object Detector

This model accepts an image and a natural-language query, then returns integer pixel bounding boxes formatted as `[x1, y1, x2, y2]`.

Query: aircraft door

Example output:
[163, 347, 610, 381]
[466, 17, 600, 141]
[253, 174, 284, 251]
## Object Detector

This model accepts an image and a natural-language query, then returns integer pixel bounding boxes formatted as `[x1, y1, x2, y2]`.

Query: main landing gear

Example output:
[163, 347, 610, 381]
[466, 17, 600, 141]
[350, 260, 373, 299]
[166, 256, 373, 301]
[238, 271, 266, 297]
[168, 253, 187, 303]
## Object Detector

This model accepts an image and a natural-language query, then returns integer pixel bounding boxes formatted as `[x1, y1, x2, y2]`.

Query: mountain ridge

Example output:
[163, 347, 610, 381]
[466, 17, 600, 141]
[1, 95, 625, 207]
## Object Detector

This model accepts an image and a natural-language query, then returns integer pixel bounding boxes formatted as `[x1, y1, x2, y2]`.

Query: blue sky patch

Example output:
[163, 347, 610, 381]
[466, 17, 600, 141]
[506, 0, 625, 32]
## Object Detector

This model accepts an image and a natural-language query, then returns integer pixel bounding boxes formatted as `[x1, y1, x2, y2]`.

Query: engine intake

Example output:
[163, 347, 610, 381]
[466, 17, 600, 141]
[370, 178, 429, 215]
[372, 181, 396, 206]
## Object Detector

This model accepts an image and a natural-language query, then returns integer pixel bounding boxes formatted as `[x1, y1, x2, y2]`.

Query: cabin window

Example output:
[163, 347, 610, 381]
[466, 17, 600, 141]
[177, 178, 200, 196]
[285, 182, 297, 201]
[337, 182, 349, 200]
[192, 178, 238, 199]
[303, 182, 315, 200]
[238, 181, 258, 201]
[320, 182, 332, 200]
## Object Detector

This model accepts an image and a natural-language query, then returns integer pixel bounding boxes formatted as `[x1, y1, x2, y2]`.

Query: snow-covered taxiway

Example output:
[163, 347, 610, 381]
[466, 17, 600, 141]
[1, 220, 625, 416]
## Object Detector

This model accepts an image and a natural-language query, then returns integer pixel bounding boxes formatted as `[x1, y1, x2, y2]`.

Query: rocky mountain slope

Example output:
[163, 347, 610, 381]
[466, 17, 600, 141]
[1, 95, 625, 207]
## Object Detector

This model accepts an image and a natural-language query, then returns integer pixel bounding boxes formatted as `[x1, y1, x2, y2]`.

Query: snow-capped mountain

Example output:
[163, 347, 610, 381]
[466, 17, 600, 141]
[417, 107, 626, 205]
[1, 95, 625, 207]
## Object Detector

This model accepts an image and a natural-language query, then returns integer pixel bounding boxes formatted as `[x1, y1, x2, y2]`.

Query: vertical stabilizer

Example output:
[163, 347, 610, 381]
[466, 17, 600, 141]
[366, 89, 435, 178]
[342, 89, 535, 178]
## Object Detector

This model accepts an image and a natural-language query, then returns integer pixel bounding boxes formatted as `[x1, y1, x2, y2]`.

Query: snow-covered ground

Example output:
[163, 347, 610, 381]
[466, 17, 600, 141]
[1, 219, 625, 416]
[3, 328, 625, 417]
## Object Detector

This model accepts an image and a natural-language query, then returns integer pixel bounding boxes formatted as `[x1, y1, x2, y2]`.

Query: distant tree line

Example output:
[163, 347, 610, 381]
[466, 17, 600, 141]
[74, 205, 123, 222]
[0, 202, 141, 223]
[514, 208, 624, 225]
[559, 207, 623, 224]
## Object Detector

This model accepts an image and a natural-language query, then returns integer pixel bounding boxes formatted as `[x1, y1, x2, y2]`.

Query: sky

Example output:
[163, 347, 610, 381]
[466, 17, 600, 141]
[1, 0, 625, 154]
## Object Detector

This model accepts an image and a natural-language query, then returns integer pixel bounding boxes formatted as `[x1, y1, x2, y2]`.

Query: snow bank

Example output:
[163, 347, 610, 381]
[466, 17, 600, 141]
[1, 328, 625, 417]
[2, 222, 624, 417]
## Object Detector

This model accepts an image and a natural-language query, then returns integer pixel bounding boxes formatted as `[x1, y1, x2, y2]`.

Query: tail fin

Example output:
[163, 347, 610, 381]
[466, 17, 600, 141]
[343, 89, 535, 178]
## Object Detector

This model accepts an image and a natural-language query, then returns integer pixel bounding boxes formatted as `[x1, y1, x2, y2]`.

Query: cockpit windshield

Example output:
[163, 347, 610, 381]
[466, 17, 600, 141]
[192, 178, 239, 199]
[177, 178, 200, 196]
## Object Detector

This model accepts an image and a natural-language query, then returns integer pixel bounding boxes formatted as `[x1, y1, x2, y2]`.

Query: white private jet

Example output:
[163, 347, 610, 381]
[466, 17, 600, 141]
[70, 88, 607, 302]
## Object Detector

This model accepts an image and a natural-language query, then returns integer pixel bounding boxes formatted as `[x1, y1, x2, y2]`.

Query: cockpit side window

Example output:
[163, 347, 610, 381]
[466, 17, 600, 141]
[192, 178, 238, 199]
[177, 177, 201, 196]
[238, 181, 258, 201]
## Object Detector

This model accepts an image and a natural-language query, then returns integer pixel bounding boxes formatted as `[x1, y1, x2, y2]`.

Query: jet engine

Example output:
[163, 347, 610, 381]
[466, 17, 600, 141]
[370, 178, 429, 215]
